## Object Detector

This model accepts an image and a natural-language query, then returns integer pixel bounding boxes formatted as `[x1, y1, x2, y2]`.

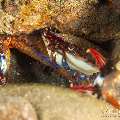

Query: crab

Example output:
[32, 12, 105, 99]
[0, 28, 106, 82]
[0, 28, 108, 105]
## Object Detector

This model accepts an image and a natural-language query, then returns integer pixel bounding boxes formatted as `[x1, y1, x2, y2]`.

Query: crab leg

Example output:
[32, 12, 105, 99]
[2, 35, 75, 82]
[102, 70, 120, 109]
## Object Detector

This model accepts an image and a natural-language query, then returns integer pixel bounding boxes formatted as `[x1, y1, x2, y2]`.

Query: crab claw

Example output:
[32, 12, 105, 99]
[86, 48, 106, 70]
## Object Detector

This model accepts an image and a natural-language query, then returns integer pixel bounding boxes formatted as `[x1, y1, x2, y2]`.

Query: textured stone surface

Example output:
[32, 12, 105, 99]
[0, 1, 120, 120]
[0, 0, 120, 42]
[102, 71, 120, 109]
[0, 10, 14, 34]
[0, 95, 38, 120]
[0, 84, 120, 120]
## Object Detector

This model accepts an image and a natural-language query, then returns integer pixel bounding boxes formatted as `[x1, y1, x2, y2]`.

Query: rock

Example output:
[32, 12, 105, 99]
[0, 0, 120, 42]
[0, 10, 14, 34]
[0, 84, 120, 120]
[102, 70, 120, 109]
[0, 95, 38, 120]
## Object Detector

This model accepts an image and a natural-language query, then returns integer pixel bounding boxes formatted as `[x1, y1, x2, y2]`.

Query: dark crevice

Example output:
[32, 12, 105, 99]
[10, 48, 55, 83]
[98, 0, 108, 5]
[92, 39, 113, 53]
[11, 48, 38, 82]
[1, 0, 5, 10]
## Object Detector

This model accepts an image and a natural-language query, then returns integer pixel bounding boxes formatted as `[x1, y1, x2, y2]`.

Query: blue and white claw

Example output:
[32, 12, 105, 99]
[0, 53, 8, 74]
[0, 53, 8, 85]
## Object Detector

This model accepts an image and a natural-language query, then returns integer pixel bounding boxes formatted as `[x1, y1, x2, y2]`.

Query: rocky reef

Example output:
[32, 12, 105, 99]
[0, 84, 120, 120]
[0, 0, 120, 120]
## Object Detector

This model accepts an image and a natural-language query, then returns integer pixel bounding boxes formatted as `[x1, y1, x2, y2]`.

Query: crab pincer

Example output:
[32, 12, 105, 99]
[86, 48, 106, 70]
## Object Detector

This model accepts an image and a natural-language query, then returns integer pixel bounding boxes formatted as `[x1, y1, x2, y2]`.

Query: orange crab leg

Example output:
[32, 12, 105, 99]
[103, 91, 120, 109]
[101, 70, 120, 109]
